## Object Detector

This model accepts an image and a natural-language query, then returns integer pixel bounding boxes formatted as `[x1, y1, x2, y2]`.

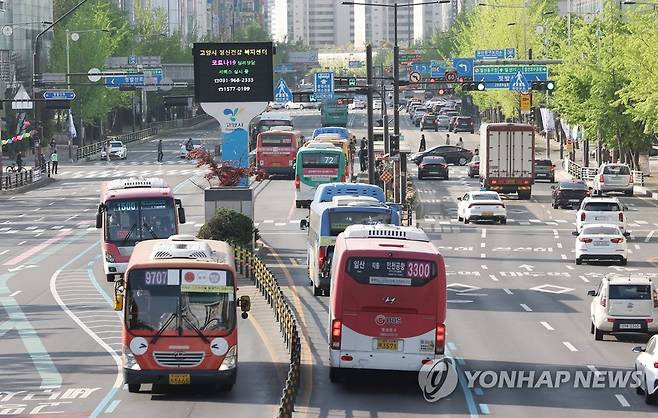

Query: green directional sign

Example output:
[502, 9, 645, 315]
[348, 78, 357, 87]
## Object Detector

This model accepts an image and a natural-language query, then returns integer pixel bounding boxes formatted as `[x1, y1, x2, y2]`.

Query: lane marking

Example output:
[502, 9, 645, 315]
[3, 229, 73, 266]
[480, 242, 486, 248]
[104, 399, 121, 413]
[615, 394, 630, 407]
[520, 304, 533, 312]
[480, 253, 486, 258]
[17, 240, 26, 246]
[481, 229, 487, 239]
[565, 265, 574, 270]
[0, 249, 8, 255]
[587, 365, 602, 377]
[481, 265, 488, 270]
[503, 288, 513, 295]
[479, 404, 490, 415]
[540, 321, 554, 331]
[634, 244, 640, 250]
[561, 254, 567, 260]
[646, 230, 655, 243]
[579, 275, 590, 283]
[9, 290, 21, 297]
[489, 274, 499, 282]
[556, 242, 563, 249]
[562, 341, 578, 352]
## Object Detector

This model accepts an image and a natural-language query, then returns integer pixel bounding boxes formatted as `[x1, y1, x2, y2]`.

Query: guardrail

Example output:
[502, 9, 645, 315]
[566, 159, 645, 186]
[632, 170, 645, 186]
[1, 162, 52, 191]
[234, 247, 301, 418]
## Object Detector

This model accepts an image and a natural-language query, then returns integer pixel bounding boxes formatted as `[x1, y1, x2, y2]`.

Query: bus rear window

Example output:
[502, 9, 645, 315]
[346, 257, 436, 286]
[302, 153, 339, 168]
[329, 211, 391, 236]
[261, 135, 293, 146]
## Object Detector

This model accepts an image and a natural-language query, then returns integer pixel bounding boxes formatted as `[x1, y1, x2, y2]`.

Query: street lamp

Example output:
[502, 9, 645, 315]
[66, 28, 111, 89]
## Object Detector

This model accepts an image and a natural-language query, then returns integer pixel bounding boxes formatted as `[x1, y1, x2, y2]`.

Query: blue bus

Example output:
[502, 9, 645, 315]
[301, 183, 399, 296]
[312, 127, 350, 140]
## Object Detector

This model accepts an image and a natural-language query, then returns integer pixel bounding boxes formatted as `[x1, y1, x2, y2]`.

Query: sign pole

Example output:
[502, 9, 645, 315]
[366, 44, 375, 185]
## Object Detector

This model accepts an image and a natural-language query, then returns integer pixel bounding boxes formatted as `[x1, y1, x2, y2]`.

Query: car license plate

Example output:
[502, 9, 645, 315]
[168, 374, 190, 385]
[271, 162, 281, 167]
[619, 323, 642, 329]
[482, 211, 493, 217]
[593, 241, 608, 246]
[569, 199, 580, 203]
[376, 339, 399, 350]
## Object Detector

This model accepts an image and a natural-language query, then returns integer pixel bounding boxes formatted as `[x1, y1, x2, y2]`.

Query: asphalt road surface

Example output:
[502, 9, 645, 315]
[1, 110, 657, 417]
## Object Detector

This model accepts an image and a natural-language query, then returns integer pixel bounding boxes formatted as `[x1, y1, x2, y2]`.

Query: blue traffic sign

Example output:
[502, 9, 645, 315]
[274, 79, 293, 103]
[430, 66, 446, 78]
[128, 55, 138, 65]
[105, 75, 144, 87]
[475, 48, 516, 60]
[508, 71, 530, 91]
[452, 58, 474, 77]
[411, 62, 431, 75]
[274, 63, 295, 73]
[314, 72, 334, 99]
[473, 65, 548, 90]
[43, 90, 76, 100]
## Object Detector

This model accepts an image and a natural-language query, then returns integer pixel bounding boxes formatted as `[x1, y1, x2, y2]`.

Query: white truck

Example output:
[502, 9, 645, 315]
[479, 123, 535, 200]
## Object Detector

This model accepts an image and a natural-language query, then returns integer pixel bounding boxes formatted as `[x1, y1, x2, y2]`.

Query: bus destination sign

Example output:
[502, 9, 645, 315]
[193, 42, 274, 103]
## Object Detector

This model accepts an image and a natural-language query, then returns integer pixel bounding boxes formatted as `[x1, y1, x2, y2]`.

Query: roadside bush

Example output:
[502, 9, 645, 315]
[197, 208, 258, 248]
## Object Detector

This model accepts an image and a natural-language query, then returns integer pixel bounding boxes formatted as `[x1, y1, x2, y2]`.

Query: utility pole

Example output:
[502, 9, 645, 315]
[366, 44, 375, 184]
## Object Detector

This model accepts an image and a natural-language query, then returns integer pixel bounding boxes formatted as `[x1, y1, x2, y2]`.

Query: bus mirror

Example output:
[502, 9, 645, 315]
[113, 293, 124, 311]
[300, 219, 308, 230]
[95, 211, 102, 229]
[238, 295, 251, 319]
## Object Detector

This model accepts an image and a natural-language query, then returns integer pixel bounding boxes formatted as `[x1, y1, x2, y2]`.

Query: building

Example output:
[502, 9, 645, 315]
[210, 0, 267, 41]
[117, 0, 208, 39]
[558, 0, 603, 16]
[0, 0, 53, 85]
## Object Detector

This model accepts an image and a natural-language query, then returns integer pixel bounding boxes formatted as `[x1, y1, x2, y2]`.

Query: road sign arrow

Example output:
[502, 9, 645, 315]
[519, 264, 535, 272]
[608, 266, 638, 272]
[7, 265, 37, 273]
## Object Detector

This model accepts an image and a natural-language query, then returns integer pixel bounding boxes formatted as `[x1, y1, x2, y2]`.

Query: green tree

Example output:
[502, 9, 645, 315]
[197, 208, 257, 248]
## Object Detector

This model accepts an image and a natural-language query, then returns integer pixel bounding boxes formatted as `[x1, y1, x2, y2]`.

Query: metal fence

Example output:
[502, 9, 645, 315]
[234, 247, 301, 418]
[565, 159, 645, 186]
[1, 162, 52, 191]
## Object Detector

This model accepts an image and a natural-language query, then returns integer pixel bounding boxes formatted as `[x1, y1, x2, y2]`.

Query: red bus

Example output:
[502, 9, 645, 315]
[256, 129, 301, 178]
[96, 178, 186, 282]
[328, 224, 447, 382]
[114, 235, 251, 393]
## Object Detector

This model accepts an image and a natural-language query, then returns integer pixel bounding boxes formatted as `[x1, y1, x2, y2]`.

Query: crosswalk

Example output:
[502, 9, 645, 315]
[57, 167, 206, 179]
[85, 159, 193, 167]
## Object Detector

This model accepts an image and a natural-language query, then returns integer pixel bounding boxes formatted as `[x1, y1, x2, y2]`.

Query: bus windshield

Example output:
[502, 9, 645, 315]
[105, 198, 176, 244]
[260, 134, 293, 147]
[126, 269, 236, 334]
[329, 211, 391, 236]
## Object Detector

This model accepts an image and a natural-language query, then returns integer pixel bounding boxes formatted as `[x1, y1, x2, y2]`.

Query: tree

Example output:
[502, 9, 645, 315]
[233, 22, 272, 42]
[197, 208, 257, 248]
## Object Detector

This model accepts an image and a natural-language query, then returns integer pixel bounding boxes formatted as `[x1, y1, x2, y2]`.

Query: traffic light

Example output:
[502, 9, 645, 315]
[335, 77, 358, 87]
[462, 82, 486, 92]
[389, 134, 400, 157]
[293, 92, 316, 102]
[531, 80, 556, 92]
[437, 88, 454, 96]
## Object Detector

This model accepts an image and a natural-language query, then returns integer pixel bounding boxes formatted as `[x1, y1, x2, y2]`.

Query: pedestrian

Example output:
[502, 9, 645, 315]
[360, 137, 367, 149]
[49, 138, 56, 150]
[39, 152, 46, 172]
[359, 145, 367, 172]
[50, 149, 59, 174]
[16, 152, 23, 171]
[474, 148, 479, 156]
[185, 138, 193, 152]
[419, 134, 426, 152]
[445, 134, 451, 145]
[157, 139, 164, 163]
[457, 137, 464, 148]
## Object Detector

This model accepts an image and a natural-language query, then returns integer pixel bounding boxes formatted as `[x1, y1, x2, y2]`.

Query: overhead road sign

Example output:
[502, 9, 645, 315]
[475, 48, 516, 60]
[43, 90, 76, 100]
[192, 42, 274, 103]
[452, 58, 475, 77]
[274, 63, 296, 73]
[473, 65, 548, 89]
[430, 65, 446, 78]
[399, 51, 424, 65]
[274, 79, 293, 103]
[348, 60, 363, 68]
[508, 71, 530, 91]
[314, 72, 334, 99]
[105, 74, 144, 87]
[12, 85, 33, 110]
[411, 62, 432, 75]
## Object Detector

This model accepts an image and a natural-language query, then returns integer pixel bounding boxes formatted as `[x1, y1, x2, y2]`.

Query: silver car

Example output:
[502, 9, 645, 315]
[592, 163, 634, 196]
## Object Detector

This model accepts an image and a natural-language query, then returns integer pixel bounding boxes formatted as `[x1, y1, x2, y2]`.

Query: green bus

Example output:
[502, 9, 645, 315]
[321, 99, 349, 127]
[295, 142, 347, 208]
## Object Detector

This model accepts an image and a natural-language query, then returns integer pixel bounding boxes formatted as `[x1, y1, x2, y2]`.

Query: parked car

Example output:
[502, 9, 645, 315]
[457, 191, 506, 224]
[410, 145, 473, 166]
[468, 155, 480, 178]
[588, 275, 658, 341]
[592, 163, 634, 196]
[633, 335, 658, 404]
[534, 159, 556, 182]
[435, 115, 451, 130]
[576, 196, 628, 234]
[418, 156, 449, 180]
[650, 145, 658, 157]
[574, 224, 628, 265]
[420, 114, 438, 131]
[100, 141, 127, 160]
[452, 116, 474, 134]
[551, 181, 590, 209]
[268, 101, 284, 110]
[348, 100, 366, 110]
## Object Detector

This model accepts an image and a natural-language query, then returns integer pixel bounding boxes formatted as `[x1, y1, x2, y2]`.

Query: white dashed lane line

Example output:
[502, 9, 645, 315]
[579, 276, 590, 283]
[615, 394, 630, 408]
[540, 321, 554, 331]
[520, 304, 533, 312]
[562, 341, 578, 352]
[490, 274, 499, 282]
[503, 288, 514, 295]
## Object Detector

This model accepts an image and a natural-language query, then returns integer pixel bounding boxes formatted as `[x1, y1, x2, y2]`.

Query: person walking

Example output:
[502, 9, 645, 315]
[358, 145, 367, 172]
[457, 137, 464, 148]
[49, 138, 56, 151]
[419, 134, 426, 152]
[50, 149, 59, 174]
[360, 137, 367, 149]
[157, 139, 164, 163]
[445, 134, 451, 145]
[15, 152, 23, 172]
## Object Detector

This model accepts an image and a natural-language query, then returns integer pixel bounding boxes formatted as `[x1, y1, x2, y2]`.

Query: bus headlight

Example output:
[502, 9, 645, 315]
[105, 252, 116, 263]
[122, 346, 141, 370]
[219, 345, 237, 370]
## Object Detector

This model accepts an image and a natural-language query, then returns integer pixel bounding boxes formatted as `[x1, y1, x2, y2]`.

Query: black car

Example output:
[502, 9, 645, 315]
[452, 116, 475, 134]
[534, 159, 555, 182]
[420, 114, 438, 131]
[411, 145, 473, 166]
[418, 156, 449, 180]
[551, 181, 591, 209]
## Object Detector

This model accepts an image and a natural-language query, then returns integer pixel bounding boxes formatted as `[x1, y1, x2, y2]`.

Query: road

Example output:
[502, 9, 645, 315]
[2, 109, 657, 417]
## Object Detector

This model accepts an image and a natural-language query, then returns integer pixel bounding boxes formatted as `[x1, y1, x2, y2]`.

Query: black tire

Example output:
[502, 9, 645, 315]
[625, 189, 634, 197]
[594, 327, 604, 341]
[329, 367, 343, 383]
[313, 284, 322, 297]
[576, 257, 582, 265]
[646, 377, 658, 404]
[220, 384, 234, 392]
[500, 218, 507, 224]
[458, 157, 468, 166]
[620, 258, 628, 266]
[590, 322, 594, 334]
[464, 217, 470, 224]
[128, 384, 140, 393]
[295, 201, 302, 208]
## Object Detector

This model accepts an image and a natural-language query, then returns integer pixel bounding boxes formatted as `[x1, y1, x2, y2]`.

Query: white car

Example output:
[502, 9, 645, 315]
[100, 141, 127, 160]
[588, 275, 658, 341]
[285, 101, 304, 110]
[348, 100, 366, 110]
[574, 224, 628, 265]
[633, 335, 658, 404]
[268, 101, 285, 110]
[592, 163, 634, 196]
[457, 191, 507, 224]
[576, 196, 627, 234]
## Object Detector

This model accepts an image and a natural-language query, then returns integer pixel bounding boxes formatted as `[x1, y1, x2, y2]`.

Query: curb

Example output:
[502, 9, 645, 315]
[0, 176, 56, 195]
[635, 185, 658, 200]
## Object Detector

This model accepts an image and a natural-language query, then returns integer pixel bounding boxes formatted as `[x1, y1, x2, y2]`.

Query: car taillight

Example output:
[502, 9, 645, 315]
[550, 165, 555, 171]
[295, 176, 300, 190]
[654, 362, 658, 369]
[579, 237, 593, 243]
[331, 319, 342, 349]
[468, 203, 476, 208]
[581, 212, 586, 221]
[619, 212, 624, 222]
[629, 175, 634, 184]
[599, 174, 604, 183]
[318, 246, 326, 269]
[435, 324, 445, 355]
[600, 297, 607, 308]
[610, 238, 624, 243]
[442, 164, 448, 169]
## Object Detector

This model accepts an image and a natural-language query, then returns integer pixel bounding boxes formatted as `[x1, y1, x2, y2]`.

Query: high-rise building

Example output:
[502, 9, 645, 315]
[0, 0, 53, 85]
[557, 0, 603, 16]
[210, 0, 267, 41]
[116, 0, 208, 39]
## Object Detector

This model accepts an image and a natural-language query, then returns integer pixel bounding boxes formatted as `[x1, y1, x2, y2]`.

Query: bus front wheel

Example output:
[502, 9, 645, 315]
[128, 384, 140, 393]
[295, 200, 302, 208]
[313, 283, 322, 297]
[329, 367, 343, 383]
